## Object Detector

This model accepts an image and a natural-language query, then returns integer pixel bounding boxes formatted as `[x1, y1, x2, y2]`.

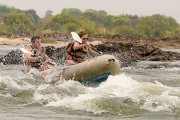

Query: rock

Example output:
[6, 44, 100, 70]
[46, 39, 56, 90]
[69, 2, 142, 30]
[0, 42, 180, 67]
[0, 46, 66, 65]
[94, 42, 180, 62]
[45, 46, 66, 64]
[0, 50, 23, 65]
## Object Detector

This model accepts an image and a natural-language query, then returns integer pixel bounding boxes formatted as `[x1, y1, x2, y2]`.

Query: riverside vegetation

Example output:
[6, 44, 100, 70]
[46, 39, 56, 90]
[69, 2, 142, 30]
[0, 4, 180, 41]
[0, 4, 180, 67]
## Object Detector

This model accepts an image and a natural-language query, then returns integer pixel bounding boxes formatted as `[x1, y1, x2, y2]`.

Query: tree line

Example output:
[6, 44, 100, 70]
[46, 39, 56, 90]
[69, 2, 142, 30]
[0, 4, 180, 40]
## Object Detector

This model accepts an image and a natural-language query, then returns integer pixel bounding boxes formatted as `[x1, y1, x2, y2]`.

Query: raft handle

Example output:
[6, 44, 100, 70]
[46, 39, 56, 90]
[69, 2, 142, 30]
[108, 59, 115, 62]
[106, 58, 115, 64]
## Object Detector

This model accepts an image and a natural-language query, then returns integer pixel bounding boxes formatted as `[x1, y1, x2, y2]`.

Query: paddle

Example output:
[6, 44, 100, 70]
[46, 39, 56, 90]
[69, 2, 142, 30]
[20, 47, 32, 55]
[20, 47, 56, 66]
[71, 32, 82, 43]
[71, 31, 102, 55]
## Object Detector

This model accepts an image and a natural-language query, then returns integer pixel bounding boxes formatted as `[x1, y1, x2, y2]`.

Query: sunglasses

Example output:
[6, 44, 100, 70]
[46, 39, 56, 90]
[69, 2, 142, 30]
[82, 38, 88, 40]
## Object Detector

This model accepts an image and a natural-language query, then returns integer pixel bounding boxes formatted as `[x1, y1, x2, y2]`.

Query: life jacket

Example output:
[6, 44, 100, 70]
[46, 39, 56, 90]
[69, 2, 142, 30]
[65, 42, 87, 63]
[24, 45, 46, 69]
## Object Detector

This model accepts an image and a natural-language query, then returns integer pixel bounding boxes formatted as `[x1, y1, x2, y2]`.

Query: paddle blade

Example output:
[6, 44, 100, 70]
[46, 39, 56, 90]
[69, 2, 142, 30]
[20, 47, 32, 54]
[71, 32, 82, 43]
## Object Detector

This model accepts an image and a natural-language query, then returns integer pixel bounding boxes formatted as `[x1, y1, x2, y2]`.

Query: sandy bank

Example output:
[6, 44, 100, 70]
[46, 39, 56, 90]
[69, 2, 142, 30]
[0, 37, 102, 47]
[0, 37, 30, 45]
[0, 37, 69, 46]
[0, 37, 179, 49]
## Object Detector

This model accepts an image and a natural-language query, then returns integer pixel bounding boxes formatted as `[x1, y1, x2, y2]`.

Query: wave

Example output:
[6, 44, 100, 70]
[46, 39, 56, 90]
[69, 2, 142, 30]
[0, 73, 180, 116]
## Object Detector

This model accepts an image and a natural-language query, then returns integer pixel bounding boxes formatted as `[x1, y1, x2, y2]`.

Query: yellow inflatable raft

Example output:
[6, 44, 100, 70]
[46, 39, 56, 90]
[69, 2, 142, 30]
[62, 54, 121, 85]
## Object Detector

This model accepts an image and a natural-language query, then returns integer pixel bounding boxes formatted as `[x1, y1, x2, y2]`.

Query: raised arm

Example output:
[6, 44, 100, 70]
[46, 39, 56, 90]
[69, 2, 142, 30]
[73, 42, 87, 50]
[86, 47, 100, 56]
[22, 47, 40, 62]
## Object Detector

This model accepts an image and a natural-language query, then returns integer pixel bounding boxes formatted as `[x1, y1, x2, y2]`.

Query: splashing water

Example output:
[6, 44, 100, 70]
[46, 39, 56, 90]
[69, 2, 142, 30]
[1, 71, 180, 117]
[0, 45, 180, 119]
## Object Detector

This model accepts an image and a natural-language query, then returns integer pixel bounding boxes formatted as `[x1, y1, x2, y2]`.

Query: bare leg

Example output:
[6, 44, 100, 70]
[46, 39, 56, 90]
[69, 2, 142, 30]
[38, 70, 48, 78]
[66, 60, 76, 65]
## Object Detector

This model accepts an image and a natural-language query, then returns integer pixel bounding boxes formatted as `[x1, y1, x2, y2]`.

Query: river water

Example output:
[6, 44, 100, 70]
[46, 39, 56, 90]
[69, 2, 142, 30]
[0, 45, 180, 120]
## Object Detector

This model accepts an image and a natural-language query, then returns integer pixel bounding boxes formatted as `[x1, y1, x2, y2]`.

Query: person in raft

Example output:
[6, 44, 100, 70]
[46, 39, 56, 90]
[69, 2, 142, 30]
[21, 36, 56, 76]
[65, 31, 99, 65]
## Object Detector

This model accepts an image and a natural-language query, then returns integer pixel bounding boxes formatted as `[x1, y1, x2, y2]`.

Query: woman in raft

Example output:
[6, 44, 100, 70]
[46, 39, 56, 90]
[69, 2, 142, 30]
[65, 31, 99, 65]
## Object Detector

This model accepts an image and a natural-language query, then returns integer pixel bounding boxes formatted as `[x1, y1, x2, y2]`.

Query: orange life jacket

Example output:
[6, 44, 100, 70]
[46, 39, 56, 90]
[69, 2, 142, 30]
[65, 42, 87, 63]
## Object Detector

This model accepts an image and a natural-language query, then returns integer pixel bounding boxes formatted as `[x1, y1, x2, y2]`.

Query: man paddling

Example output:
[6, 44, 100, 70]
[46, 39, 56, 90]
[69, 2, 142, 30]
[65, 31, 99, 65]
[21, 36, 56, 77]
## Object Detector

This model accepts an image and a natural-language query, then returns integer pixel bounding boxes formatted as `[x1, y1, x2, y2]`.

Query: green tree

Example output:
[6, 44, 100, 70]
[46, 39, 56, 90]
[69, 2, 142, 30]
[44, 13, 80, 33]
[129, 15, 139, 27]
[84, 9, 111, 27]
[24, 9, 40, 23]
[0, 4, 40, 23]
[3, 12, 34, 36]
[0, 4, 17, 13]
[135, 14, 179, 39]
[175, 26, 180, 39]
[40, 15, 54, 30]
[61, 8, 83, 18]
[0, 21, 8, 33]
[45, 10, 53, 17]
[111, 15, 130, 26]
[112, 25, 134, 37]
[79, 17, 105, 35]
[83, 9, 112, 33]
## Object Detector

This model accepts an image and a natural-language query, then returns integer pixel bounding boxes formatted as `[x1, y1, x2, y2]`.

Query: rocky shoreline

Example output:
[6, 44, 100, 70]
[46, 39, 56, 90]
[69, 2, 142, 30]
[0, 38, 180, 67]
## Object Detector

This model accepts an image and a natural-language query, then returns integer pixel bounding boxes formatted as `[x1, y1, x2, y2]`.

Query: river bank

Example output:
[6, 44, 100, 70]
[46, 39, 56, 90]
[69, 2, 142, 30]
[93, 38, 180, 49]
[0, 37, 29, 45]
[0, 37, 179, 49]
[0, 37, 180, 67]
